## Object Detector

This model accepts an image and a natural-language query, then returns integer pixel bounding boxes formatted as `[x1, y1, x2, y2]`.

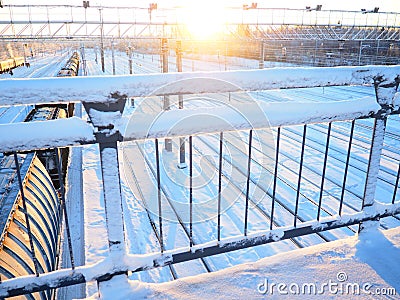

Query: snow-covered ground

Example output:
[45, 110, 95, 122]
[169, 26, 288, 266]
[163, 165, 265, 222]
[97, 226, 400, 299]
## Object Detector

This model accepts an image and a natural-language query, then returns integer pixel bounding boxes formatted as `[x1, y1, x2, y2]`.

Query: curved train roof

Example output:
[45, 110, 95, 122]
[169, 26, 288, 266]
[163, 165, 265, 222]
[0, 153, 61, 300]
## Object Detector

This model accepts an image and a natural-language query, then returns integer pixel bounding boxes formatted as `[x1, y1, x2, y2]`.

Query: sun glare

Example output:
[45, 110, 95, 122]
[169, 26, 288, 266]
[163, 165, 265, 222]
[181, 2, 228, 39]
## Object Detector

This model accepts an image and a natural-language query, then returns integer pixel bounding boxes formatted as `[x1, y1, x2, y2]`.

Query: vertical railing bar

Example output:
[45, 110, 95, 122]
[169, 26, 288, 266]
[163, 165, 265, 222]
[54, 148, 75, 270]
[294, 125, 307, 228]
[217, 132, 223, 241]
[392, 162, 400, 204]
[270, 127, 280, 231]
[189, 136, 193, 247]
[359, 116, 387, 231]
[244, 129, 253, 236]
[176, 40, 186, 168]
[339, 120, 356, 216]
[161, 38, 172, 152]
[13, 152, 39, 277]
[361, 117, 385, 209]
[155, 139, 164, 252]
[317, 122, 332, 221]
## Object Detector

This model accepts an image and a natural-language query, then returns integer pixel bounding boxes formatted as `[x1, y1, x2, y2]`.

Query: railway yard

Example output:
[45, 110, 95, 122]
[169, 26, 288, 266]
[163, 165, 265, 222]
[1, 46, 399, 298]
[0, 3, 400, 298]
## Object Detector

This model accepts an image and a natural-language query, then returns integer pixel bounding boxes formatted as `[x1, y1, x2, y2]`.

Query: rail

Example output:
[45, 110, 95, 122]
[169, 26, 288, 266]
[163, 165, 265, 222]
[0, 65, 399, 297]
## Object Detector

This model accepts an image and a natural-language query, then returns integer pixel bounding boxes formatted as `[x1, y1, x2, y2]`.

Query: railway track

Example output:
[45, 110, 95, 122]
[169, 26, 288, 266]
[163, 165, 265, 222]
[120, 53, 399, 237]
[284, 123, 400, 197]
[123, 142, 213, 278]
[80, 48, 400, 279]
[122, 149, 179, 280]
[131, 99, 324, 247]
[120, 98, 306, 276]
[130, 85, 398, 237]
[195, 133, 358, 236]
[192, 135, 331, 244]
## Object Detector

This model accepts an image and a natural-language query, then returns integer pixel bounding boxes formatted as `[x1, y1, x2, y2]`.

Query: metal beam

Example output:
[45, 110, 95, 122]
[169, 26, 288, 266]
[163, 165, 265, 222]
[1, 5, 400, 41]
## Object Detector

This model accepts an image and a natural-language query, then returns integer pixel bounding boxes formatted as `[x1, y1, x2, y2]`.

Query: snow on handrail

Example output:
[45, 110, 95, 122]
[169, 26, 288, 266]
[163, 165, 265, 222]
[0, 117, 95, 153]
[0, 97, 380, 153]
[0, 65, 399, 106]
[124, 96, 380, 140]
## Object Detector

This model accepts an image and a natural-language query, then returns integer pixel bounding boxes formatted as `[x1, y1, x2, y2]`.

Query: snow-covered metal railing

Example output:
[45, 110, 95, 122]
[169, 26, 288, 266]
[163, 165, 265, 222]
[1, 66, 400, 153]
[0, 65, 399, 297]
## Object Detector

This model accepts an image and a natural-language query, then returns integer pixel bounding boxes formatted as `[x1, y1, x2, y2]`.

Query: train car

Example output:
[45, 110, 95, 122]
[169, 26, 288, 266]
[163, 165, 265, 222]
[0, 58, 15, 74]
[0, 152, 61, 300]
[0, 53, 79, 298]
[55, 52, 80, 116]
[0, 104, 68, 300]
[0, 57, 26, 74]
[13, 56, 25, 68]
[57, 52, 80, 77]
[24, 105, 68, 187]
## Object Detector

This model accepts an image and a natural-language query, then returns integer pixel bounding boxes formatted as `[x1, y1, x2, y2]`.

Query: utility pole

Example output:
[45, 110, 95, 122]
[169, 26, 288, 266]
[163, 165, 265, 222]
[224, 42, 228, 71]
[259, 40, 265, 69]
[161, 38, 172, 152]
[176, 40, 186, 168]
[111, 40, 116, 75]
[83, 1, 89, 35]
[313, 40, 318, 66]
[128, 42, 133, 74]
[99, 8, 105, 72]
[80, 43, 87, 76]
[23, 43, 27, 65]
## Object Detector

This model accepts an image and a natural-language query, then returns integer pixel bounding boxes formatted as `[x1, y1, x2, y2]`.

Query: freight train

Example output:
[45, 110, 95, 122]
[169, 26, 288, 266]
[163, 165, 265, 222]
[0, 51, 80, 300]
[0, 97, 68, 300]
[0, 56, 26, 75]
[57, 51, 80, 77]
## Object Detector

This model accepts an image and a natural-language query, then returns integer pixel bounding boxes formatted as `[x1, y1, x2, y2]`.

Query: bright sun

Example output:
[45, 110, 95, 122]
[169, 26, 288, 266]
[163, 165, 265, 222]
[181, 2, 228, 39]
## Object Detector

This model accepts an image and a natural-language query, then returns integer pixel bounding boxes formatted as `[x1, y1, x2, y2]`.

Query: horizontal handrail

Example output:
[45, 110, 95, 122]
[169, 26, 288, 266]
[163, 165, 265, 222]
[0, 97, 382, 153]
[0, 66, 399, 106]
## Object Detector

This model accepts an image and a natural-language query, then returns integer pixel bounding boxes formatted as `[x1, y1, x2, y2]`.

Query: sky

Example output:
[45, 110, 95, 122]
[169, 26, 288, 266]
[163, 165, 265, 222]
[3, 0, 400, 13]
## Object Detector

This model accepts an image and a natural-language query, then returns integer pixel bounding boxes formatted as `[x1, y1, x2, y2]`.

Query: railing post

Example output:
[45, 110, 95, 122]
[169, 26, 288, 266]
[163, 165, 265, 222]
[83, 97, 128, 289]
[128, 44, 133, 74]
[161, 38, 172, 152]
[176, 40, 186, 168]
[99, 8, 105, 73]
[111, 40, 116, 75]
[98, 142, 126, 252]
[359, 76, 398, 232]
[259, 40, 265, 69]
